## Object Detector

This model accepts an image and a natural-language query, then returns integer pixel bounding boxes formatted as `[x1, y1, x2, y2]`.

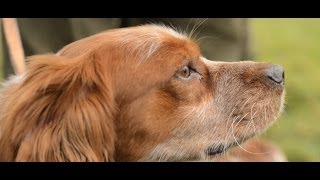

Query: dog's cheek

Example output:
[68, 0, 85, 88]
[161, 78, 210, 105]
[115, 89, 184, 161]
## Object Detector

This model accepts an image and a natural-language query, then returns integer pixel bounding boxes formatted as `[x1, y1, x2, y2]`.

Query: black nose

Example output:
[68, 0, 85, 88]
[265, 64, 284, 85]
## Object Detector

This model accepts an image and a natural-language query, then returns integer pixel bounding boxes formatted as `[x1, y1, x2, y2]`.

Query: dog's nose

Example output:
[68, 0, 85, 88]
[265, 64, 284, 85]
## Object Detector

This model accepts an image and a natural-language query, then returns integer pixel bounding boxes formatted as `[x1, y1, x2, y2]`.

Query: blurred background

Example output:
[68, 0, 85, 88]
[252, 18, 320, 162]
[0, 18, 319, 161]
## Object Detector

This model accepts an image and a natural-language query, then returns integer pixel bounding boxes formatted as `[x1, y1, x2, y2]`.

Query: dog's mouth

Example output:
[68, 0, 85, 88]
[205, 135, 254, 156]
[205, 143, 236, 156]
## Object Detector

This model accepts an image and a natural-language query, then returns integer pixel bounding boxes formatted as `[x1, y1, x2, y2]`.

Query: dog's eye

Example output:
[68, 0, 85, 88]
[176, 66, 191, 79]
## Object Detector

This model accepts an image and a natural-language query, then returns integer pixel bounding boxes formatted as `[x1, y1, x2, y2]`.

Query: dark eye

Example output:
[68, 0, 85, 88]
[176, 66, 191, 79]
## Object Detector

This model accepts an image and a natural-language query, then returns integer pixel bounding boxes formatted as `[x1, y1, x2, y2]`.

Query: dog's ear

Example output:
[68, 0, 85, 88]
[0, 54, 116, 162]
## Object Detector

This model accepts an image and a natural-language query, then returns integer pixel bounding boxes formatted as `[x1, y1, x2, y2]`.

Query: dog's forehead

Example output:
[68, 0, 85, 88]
[112, 25, 200, 62]
[115, 24, 186, 39]
[139, 24, 187, 40]
[100, 24, 188, 42]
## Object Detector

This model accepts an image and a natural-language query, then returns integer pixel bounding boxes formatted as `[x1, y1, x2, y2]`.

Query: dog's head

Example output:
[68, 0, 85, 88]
[0, 25, 285, 161]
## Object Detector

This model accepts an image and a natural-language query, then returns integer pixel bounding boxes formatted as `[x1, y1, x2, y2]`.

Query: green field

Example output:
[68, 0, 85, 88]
[0, 19, 319, 161]
[252, 18, 320, 161]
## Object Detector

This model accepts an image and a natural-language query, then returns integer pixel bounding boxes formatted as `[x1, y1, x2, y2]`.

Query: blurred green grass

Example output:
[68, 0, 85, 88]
[252, 18, 320, 161]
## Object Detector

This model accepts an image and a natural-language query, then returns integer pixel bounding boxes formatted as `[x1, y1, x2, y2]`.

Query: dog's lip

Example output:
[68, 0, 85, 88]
[205, 143, 237, 156]
[206, 135, 254, 156]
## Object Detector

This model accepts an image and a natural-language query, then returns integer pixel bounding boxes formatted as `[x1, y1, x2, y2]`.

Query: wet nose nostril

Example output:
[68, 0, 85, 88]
[266, 64, 284, 85]
[267, 75, 282, 84]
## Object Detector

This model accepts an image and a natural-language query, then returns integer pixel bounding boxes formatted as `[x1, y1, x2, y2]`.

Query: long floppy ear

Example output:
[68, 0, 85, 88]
[0, 54, 116, 162]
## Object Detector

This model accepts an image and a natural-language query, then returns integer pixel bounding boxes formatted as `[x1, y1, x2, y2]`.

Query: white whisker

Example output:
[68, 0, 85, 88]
[231, 119, 271, 155]
[188, 18, 208, 39]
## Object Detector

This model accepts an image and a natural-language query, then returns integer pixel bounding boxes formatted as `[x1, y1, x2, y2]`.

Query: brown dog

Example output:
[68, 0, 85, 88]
[0, 24, 285, 161]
